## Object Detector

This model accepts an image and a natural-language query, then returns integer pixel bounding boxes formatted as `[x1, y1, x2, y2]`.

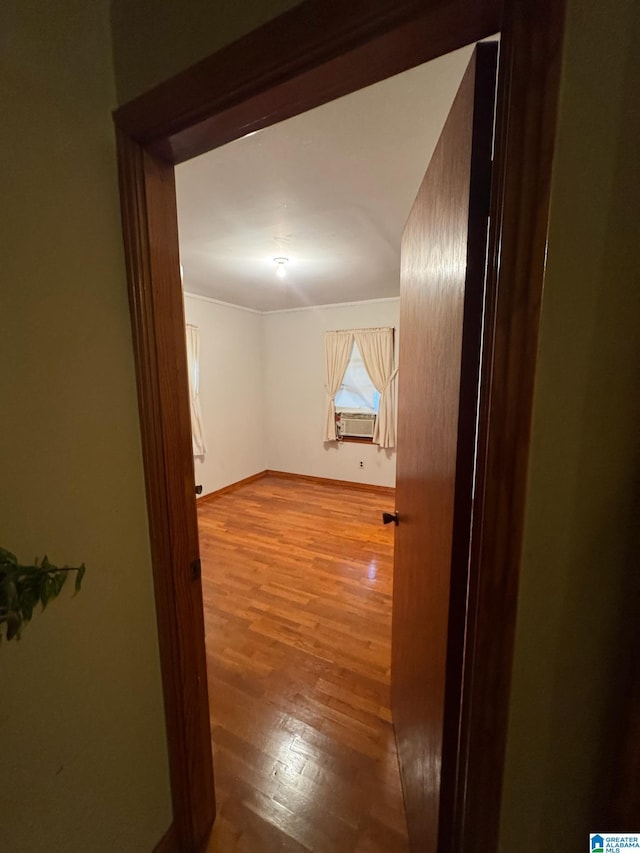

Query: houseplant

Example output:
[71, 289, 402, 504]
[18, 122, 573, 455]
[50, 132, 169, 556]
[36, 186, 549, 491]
[0, 547, 85, 642]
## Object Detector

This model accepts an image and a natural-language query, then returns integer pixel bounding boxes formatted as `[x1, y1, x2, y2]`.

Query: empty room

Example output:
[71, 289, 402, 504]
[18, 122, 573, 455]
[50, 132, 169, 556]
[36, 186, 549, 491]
[174, 37, 493, 852]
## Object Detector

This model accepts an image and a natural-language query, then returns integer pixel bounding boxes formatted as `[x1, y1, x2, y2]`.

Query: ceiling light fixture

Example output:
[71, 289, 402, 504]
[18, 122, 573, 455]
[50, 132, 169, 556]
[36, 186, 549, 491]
[274, 257, 289, 279]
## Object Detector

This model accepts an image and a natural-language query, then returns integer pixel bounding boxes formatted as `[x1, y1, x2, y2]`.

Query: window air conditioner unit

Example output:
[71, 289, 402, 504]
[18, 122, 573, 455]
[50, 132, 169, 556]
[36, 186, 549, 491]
[337, 412, 376, 439]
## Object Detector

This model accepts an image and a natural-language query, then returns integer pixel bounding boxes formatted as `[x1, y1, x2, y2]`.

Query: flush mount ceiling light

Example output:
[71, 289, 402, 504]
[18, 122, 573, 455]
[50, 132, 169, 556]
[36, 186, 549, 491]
[273, 257, 289, 279]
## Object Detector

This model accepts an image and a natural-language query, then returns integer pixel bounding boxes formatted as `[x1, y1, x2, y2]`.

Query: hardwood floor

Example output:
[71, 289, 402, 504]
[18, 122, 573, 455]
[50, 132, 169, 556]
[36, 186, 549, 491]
[198, 474, 409, 852]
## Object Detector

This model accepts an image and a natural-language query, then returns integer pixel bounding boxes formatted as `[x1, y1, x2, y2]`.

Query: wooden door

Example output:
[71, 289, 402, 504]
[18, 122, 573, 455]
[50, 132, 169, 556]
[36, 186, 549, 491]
[392, 43, 497, 852]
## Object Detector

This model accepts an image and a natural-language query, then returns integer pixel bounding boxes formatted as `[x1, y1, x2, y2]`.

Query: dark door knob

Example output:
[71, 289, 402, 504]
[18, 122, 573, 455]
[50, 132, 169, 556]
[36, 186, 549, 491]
[195, 484, 203, 495]
[382, 511, 399, 526]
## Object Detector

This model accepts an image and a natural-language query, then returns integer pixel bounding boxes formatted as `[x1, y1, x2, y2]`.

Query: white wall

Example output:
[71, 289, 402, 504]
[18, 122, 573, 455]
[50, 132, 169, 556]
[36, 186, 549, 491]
[185, 294, 399, 492]
[264, 299, 400, 487]
[184, 294, 265, 495]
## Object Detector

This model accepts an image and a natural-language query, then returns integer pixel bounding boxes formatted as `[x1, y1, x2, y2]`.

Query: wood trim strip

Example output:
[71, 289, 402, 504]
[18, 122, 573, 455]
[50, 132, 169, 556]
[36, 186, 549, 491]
[116, 130, 191, 844]
[197, 470, 395, 503]
[266, 470, 396, 497]
[113, 0, 500, 163]
[152, 822, 178, 853]
[115, 131, 216, 851]
[438, 42, 498, 850]
[197, 471, 268, 502]
[455, 1, 568, 850]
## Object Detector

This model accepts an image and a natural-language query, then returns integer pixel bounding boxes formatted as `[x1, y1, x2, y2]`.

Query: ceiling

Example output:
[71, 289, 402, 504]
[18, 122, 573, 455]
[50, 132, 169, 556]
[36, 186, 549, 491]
[175, 43, 475, 312]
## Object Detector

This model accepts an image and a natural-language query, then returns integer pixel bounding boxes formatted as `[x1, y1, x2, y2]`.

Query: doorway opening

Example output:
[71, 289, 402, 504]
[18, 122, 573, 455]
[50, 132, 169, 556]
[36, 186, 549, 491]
[173, 39, 494, 851]
[113, 2, 565, 850]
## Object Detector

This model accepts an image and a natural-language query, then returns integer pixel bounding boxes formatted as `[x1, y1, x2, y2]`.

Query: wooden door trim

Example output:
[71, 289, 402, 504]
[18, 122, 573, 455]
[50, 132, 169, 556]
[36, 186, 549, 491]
[439, 41, 499, 850]
[115, 132, 215, 851]
[152, 821, 178, 853]
[455, 3, 567, 848]
[114, 0, 501, 163]
[112, 0, 566, 850]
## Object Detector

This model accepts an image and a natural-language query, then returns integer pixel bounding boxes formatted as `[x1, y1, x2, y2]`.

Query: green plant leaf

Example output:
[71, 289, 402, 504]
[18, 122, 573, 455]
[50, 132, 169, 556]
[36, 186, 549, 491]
[1, 548, 86, 643]
[6, 611, 22, 641]
[40, 574, 50, 609]
[2, 579, 18, 610]
[19, 587, 37, 622]
[0, 548, 17, 566]
[74, 563, 86, 594]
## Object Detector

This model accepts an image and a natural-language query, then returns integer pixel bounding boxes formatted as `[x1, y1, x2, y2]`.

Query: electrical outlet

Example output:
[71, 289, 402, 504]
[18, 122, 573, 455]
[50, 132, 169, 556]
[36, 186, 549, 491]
[359, 460, 364, 468]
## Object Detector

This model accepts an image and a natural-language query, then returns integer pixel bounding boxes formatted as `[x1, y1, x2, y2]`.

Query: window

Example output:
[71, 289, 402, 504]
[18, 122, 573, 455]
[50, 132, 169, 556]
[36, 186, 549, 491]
[334, 341, 380, 414]
[324, 326, 396, 448]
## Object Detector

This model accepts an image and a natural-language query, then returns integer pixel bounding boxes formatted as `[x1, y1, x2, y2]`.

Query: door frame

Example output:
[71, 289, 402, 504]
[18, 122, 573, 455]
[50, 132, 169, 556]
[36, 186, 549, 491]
[112, 1, 566, 850]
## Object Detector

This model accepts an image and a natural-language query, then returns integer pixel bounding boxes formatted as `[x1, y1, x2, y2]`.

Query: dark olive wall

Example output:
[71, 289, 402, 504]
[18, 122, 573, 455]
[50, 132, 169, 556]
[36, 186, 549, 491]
[0, 1, 171, 849]
[499, 0, 640, 848]
[110, 0, 304, 104]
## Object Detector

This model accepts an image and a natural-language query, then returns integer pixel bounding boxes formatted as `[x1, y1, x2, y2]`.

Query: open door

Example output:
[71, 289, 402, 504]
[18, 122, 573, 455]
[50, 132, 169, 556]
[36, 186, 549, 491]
[392, 43, 498, 851]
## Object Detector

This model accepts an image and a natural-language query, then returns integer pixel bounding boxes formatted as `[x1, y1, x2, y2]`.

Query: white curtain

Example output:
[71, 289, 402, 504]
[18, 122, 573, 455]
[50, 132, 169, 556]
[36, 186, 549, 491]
[324, 331, 354, 441]
[354, 328, 398, 448]
[185, 324, 206, 457]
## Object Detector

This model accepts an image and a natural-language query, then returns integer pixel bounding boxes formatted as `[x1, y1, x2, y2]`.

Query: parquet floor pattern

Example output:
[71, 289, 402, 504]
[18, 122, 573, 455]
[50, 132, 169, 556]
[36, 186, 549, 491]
[199, 474, 409, 852]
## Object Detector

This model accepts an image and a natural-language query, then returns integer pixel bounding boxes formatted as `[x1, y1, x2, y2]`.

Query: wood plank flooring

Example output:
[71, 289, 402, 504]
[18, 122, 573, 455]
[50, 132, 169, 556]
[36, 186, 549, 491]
[198, 474, 408, 852]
